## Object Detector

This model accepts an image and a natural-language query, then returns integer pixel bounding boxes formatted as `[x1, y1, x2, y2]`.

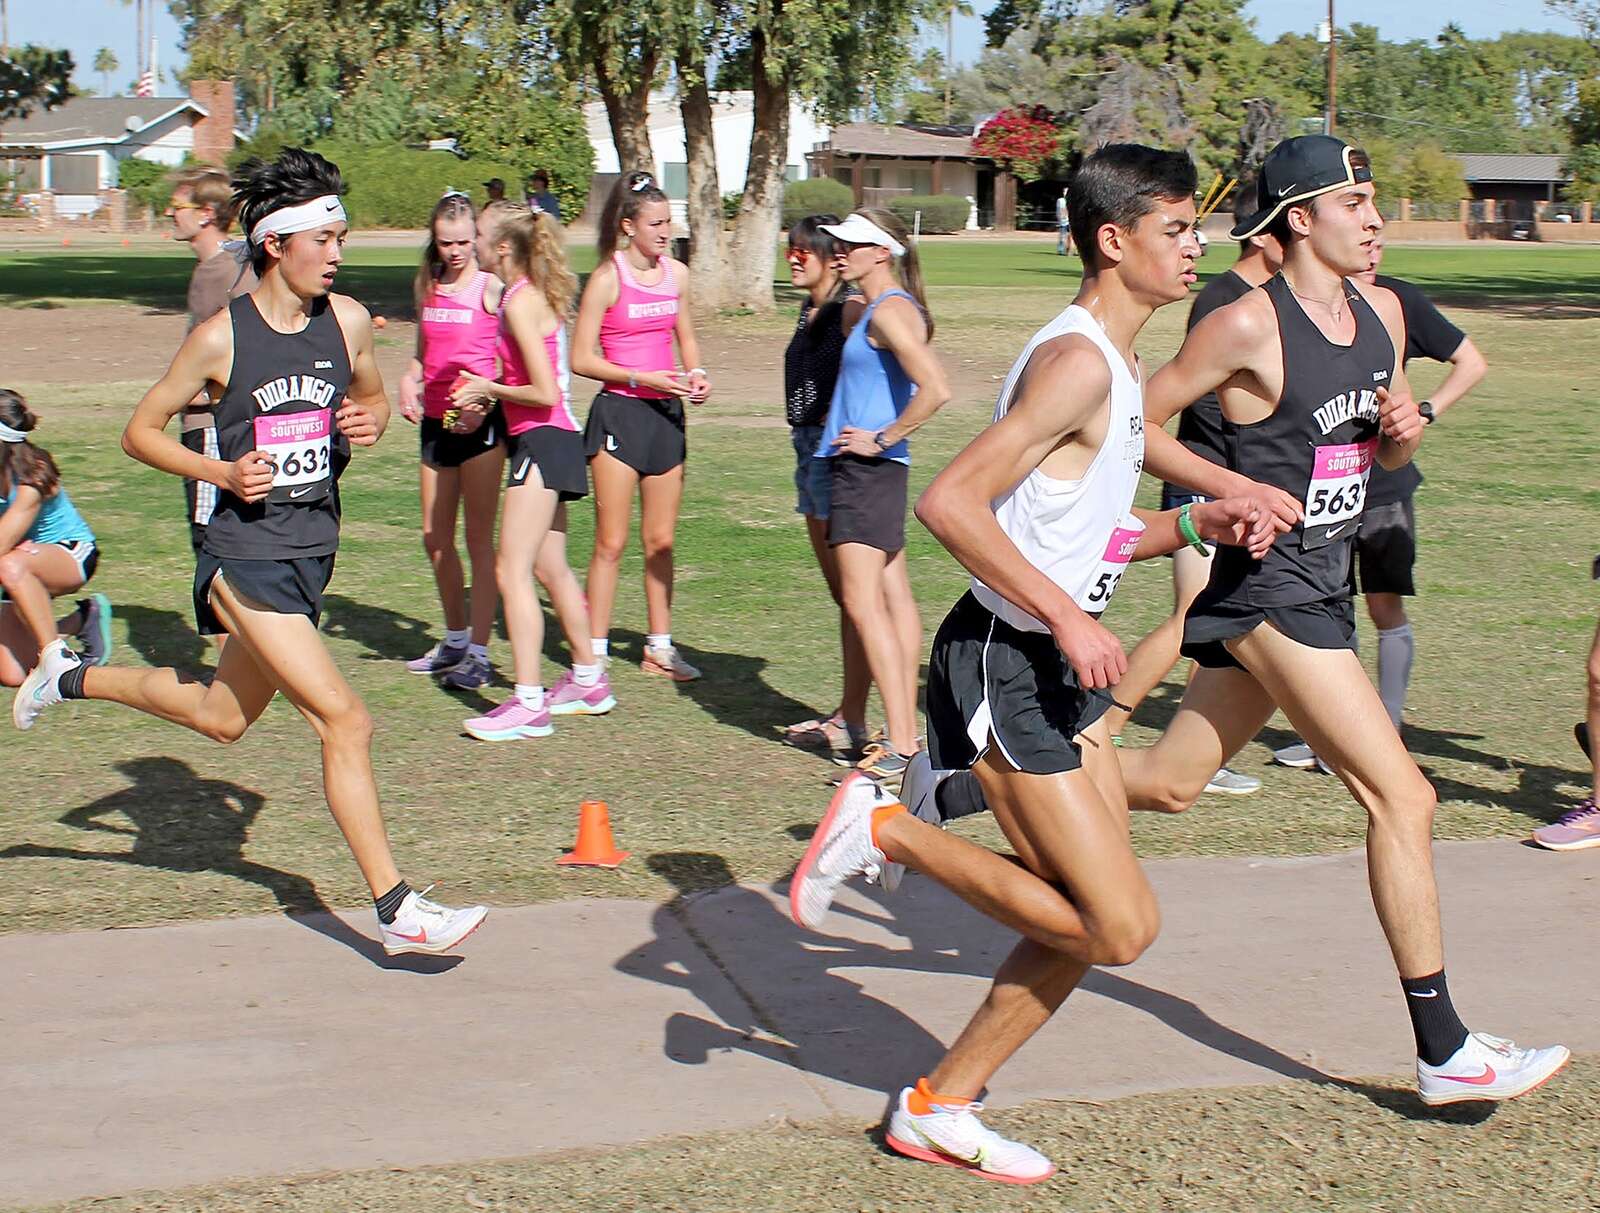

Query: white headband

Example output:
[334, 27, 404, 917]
[0, 420, 29, 443]
[250, 195, 347, 248]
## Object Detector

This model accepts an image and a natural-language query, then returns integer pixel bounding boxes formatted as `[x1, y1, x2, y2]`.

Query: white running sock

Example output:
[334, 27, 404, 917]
[572, 662, 602, 687]
[515, 682, 545, 710]
[591, 638, 609, 657]
[445, 627, 471, 648]
[646, 632, 672, 650]
[467, 642, 489, 661]
[1376, 623, 1414, 728]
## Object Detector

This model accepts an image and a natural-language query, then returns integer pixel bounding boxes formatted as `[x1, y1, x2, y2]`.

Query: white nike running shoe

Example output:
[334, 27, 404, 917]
[884, 1081, 1056, 1185]
[12, 638, 81, 731]
[1416, 1031, 1570, 1107]
[379, 887, 489, 957]
[1271, 741, 1318, 769]
[790, 772, 888, 931]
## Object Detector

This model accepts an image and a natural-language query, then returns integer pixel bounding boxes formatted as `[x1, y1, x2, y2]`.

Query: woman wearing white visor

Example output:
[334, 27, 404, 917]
[815, 210, 951, 779]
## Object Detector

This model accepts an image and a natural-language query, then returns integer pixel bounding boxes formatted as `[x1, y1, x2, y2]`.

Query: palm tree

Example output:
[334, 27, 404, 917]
[94, 47, 119, 96]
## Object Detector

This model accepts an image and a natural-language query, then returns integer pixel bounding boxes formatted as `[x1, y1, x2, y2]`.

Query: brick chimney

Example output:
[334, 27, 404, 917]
[189, 80, 237, 166]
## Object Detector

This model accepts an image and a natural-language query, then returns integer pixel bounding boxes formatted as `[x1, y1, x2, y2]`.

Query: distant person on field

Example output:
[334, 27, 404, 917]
[1056, 187, 1070, 255]
[526, 171, 562, 222]
[484, 178, 507, 204]
[167, 167, 257, 567]
[1532, 563, 1600, 851]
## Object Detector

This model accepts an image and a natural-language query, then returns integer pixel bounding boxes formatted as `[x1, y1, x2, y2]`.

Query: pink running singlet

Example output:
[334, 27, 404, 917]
[600, 251, 679, 399]
[499, 277, 577, 435]
[419, 270, 499, 419]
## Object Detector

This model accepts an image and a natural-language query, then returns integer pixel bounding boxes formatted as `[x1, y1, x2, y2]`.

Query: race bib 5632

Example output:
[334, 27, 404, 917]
[254, 408, 333, 505]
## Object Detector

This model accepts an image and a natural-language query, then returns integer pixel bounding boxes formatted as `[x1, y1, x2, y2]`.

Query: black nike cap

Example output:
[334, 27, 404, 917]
[1230, 135, 1373, 240]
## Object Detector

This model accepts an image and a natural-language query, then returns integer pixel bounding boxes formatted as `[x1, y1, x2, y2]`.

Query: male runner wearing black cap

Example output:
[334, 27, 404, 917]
[14, 148, 488, 959]
[1118, 135, 1567, 1105]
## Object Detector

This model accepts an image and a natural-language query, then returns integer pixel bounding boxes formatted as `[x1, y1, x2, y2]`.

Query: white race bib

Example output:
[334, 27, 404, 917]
[1078, 516, 1145, 612]
[254, 408, 333, 504]
[1302, 438, 1375, 550]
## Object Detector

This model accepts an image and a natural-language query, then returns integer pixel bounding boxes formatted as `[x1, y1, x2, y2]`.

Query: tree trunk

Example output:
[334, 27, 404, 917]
[727, 30, 789, 311]
[596, 51, 656, 172]
[678, 55, 729, 310]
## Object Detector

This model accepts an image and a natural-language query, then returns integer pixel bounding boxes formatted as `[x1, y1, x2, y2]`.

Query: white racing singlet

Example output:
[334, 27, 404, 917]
[971, 304, 1146, 633]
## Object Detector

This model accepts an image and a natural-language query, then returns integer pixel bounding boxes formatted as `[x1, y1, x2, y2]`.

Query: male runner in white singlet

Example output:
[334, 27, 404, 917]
[788, 145, 1283, 1183]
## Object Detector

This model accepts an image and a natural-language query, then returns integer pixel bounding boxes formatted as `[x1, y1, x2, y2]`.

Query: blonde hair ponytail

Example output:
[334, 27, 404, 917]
[486, 202, 578, 317]
[856, 207, 934, 339]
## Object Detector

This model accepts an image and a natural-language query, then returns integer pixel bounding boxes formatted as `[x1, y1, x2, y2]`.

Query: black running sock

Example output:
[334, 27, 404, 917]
[58, 661, 88, 700]
[933, 770, 988, 824]
[1402, 970, 1470, 1065]
[374, 880, 412, 925]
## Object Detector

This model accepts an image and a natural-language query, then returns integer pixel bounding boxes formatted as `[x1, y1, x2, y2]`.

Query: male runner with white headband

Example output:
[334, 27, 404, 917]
[14, 147, 487, 958]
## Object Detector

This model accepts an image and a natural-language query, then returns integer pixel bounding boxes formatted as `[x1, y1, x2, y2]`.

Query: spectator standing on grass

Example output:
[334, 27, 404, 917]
[1532, 562, 1600, 851]
[811, 209, 952, 781]
[526, 171, 562, 222]
[484, 178, 507, 203]
[168, 167, 257, 570]
[1270, 232, 1488, 771]
[779, 214, 870, 762]
[1056, 186, 1071, 255]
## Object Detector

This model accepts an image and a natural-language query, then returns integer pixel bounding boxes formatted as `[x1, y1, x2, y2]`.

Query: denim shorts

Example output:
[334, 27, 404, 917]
[792, 424, 832, 519]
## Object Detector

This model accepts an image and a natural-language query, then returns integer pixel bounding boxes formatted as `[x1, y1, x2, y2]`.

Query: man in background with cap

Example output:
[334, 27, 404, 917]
[1119, 134, 1568, 1107]
[483, 177, 506, 204]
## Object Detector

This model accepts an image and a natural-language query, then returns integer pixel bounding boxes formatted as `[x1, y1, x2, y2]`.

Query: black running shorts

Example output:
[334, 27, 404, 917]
[420, 408, 506, 469]
[194, 552, 335, 636]
[584, 391, 686, 476]
[1181, 592, 1357, 670]
[505, 426, 589, 500]
[827, 454, 910, 554]
[1352, 498, 1416, 597]
[926, 591, 1111, 775]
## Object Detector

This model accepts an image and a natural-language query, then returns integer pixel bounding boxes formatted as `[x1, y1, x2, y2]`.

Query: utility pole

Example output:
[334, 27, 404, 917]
[1325, 0, 1337, 136]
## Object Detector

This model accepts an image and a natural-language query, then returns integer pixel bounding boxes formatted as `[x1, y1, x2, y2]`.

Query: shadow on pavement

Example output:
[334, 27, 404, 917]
[0, 756, 458, 973]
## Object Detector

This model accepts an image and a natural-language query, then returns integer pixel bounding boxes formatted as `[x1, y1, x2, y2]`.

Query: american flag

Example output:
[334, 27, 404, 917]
[136, 70, 154, 98]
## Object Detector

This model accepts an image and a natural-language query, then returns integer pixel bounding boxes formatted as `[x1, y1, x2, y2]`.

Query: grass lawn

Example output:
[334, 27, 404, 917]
[32, 1056, 1600, 1213]
[0, 246, 1596, 934]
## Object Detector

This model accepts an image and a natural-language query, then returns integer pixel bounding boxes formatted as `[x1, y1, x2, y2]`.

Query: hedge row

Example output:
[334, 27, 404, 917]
[886, 194, 969, 234]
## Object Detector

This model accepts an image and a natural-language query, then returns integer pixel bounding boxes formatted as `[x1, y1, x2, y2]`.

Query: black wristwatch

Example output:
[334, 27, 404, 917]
[873, 430, 893, 451]
[1418, 400, 1435, 425]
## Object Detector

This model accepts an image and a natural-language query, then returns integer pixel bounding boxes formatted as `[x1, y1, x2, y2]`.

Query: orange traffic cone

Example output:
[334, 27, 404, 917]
[557, 800, 629, 868]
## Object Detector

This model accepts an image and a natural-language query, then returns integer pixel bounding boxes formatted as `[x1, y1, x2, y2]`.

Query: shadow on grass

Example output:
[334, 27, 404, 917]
[623, 850, 1463, 1122]
[321, 592, 435, 663]
[0, 755, 458, 973]
[119, 603, 210, 674]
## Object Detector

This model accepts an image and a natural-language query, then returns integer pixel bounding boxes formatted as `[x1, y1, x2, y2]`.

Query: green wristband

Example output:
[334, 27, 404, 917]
[1177, 502, 1211, 554]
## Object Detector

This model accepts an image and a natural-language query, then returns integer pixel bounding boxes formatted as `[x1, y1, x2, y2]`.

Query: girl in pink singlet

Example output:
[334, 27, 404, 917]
[571, 170, 712, 682]
[456, 203, 614, 741]
[396, 191, 506, 689]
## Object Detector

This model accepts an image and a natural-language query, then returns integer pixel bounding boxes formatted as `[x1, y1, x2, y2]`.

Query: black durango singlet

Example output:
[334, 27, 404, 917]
[203, 295, 353, 559]
[1204, 273, 1396, 608]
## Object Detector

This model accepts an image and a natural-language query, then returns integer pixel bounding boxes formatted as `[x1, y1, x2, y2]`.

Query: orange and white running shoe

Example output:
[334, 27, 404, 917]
[885, 1079, 1056, 1185]
[641, 643, 701, 682]
[1416, 1031, 1570, 1106]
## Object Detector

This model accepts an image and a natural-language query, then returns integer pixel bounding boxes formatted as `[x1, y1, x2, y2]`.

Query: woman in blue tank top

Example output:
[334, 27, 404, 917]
[0, 389, 109, 687]
[813, 210, 952, 776]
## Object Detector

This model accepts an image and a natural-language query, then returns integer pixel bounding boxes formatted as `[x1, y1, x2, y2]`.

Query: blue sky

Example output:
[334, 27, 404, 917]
[10, 0, 1586, 95]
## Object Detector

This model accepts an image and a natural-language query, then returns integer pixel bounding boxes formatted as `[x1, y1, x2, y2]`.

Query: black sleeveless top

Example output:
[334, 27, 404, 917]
[1207, 273, 1396, 608]
[203, 295, 353, 560]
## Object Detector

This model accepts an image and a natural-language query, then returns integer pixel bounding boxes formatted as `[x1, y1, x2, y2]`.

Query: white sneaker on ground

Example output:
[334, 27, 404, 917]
[1416, 1031, 1570, 1106]
[12, 638, 81, 731]
[1271, 742, 1318, 769]
[379, 887, 488, 956]
[1203, 766, 1261, 795]
[884, 1081, 1056, 1185]
[641, 643, 701, 682]
[789, 772, 889, 931]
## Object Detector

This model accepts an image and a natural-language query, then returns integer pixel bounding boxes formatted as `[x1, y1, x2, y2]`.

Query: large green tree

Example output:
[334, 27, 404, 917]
[0, 46, 72, 123]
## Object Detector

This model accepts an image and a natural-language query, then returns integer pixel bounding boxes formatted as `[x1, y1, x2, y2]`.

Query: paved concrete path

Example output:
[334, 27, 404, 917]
[6, 839, 1597, 1207]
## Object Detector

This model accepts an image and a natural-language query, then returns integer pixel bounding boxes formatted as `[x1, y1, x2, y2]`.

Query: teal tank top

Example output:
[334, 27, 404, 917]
[0, 481, 95, 545]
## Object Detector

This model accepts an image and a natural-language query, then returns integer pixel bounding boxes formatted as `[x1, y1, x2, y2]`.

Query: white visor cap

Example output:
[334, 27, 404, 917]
[819, 213, 906, 257]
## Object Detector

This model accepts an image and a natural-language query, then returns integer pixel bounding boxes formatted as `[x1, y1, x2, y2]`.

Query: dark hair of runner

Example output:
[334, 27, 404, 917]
[414, 191, 478, 307]
[597, 169, 670, 261]
[231, 147, 346, 274]
[788, 214, 848, 300]
[483, 201, 578, 316]
[1068, 144, 1199, 273]
[854, 207, 935, 340]
[1264, 150, 1372, 246]
[0, 389, 62, 498]
[1235, 177, 1260, 251]
[170, 166, 239, 231]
